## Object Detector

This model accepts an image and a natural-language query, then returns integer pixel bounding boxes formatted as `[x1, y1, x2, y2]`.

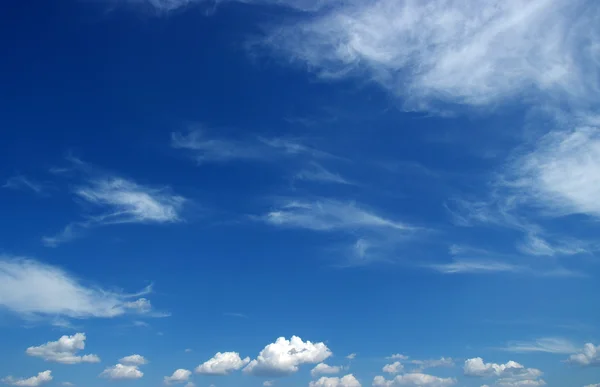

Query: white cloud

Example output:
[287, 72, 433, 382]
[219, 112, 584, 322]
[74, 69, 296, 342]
[502, 338, 578, 354]
[312, 363, 342, 377]
[244, 336, 332, 376]
[464, 357, 545, 386]
[373, 373, 456, 387]
[172, 130, 335, 165]
[567, 343, 600, 367]
[507, 127, 600, 219]
[0, 257, 157, 319]
[61, 383, 74, 387]
[382, 362, 404, 374]
[26, 333, 100, 364]
[410, 358, 454, 371]
[346, 353, 357, 360]
[74, 177, 185, 224]
[99, 364, 144, 380]
[309, 374, 361, 387]
[2, 371, 53, 387]
[584, 384, 600, 387]
[3, 175, 45, 194]
[120, 354, 148, 366]
[429, 259, 521, 274]
[295, 162, 352, 185]
[262, 199, 415, 232]
[164, 369, 192, 385]
[184, 383, 195, 387]
[195, 352, 250, 375]
[264, 381, 274, 386]
[260, 0, 599, 111]
[387, 354, 409, 360]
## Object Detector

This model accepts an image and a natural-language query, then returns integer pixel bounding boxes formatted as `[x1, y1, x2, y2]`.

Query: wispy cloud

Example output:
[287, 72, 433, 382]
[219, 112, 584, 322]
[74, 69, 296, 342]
[294, 162, 353, 185]
[429, 259, 521, 275]
[0, 256, 163, 321]
[3, 175, 46, 194]
[42, 159, 186, 246]
[172, 129, 337, 165]
[501, 337, 578, 354]
[258, 0, 599, 111]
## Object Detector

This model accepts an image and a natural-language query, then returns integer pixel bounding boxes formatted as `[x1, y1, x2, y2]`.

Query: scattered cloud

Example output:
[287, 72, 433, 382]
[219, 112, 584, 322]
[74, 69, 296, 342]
[567, 343, 600, 367]
[387, 354, 409, 360]
[259, 0, 600, 111]
[3, 175, 46, 194]
[295, 162, 353, 185]
[263, 381, 274, 387]
[0, 256, 159, 320]
[428, 259, 521, 275]
[195, 352, 250, 375]
[99, 364, 144, 380]
[172, 129, 336, 165]
[464, 357, 545, 386]
[244, 336, 331, 376]
[309, 374, 361, 387]
[410, 358, 454, 372]
[164, 369, 192, 385]
[185, 348, 193, 353]
[502, 338, 578, 354]
[261, 199, 415, 232]
[373, 373, 456, 387]
[312, 363, 342, 377]
[346, 353, 357, 360]
[382, 362, 403, 375]
[26, 333, 100, 364]
[61, 383, 74, 387]
[120, 354, 148, 366]
[2, 371, 52, 387]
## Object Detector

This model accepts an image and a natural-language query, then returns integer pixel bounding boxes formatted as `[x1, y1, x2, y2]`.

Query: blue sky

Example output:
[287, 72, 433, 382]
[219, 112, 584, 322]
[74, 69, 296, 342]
[1, 0, 600, 386]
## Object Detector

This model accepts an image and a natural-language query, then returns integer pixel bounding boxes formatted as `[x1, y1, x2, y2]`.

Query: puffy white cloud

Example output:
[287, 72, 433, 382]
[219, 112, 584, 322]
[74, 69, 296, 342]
[567, 343, 600, 366]
[195, 352, 250, 375]
[260, 0, 599, 111]
[312, 363, 342, 377]
[309, 374, 361, 387]
[0, 257, 156, 319]
[383, 362, 404, 374]
[26, 333, 100, 364]
[164, 369, 192, 385]
[373, 373, 456, 387]
[120, 354, 148, 366]
[2, 371, 53, 387]
[99, 364, 144, 380]
[244, 336, 332, 376]
[464, 357, 545, 386]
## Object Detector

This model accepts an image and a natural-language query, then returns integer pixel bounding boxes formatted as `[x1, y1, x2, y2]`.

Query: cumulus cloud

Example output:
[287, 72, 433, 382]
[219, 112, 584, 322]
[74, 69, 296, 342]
[120, 354, 148, 366]
[2, 371, 53, 387]
[195, 352, 250, 375]
[0, 257, 158, 319]
[309, 374, 361, 387]
[382, 362, 404, 374]
[244, 336, 332, 376]
[99, 364, 144, 380]
[387, 354, 409, 360]
[567, 343, 600, 367]
[372, 373, 456, 387]
[312, 363, 342, 377]
[464, 358, 545, 387]
[260, 0, 599, 111]
[164, 369, 192, 385]
[26, 333, 100, 364]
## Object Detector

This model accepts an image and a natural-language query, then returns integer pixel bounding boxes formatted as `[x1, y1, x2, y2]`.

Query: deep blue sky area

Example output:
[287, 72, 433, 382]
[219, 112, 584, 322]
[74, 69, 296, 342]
[1, 1, 600, 387]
